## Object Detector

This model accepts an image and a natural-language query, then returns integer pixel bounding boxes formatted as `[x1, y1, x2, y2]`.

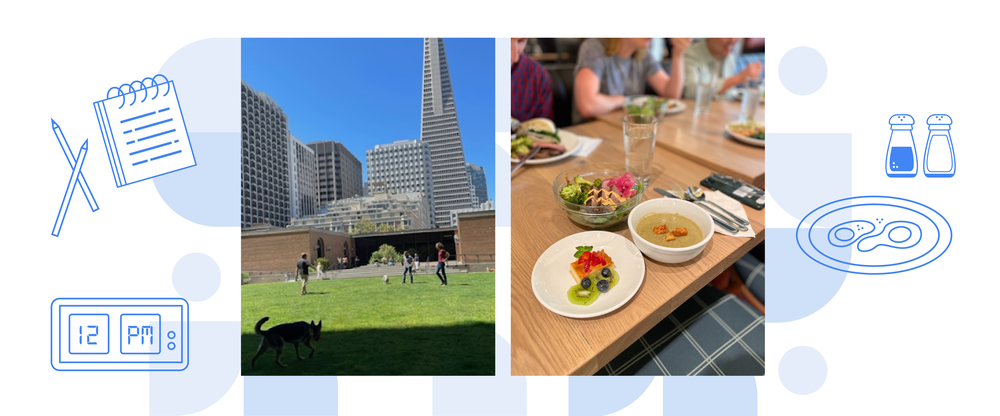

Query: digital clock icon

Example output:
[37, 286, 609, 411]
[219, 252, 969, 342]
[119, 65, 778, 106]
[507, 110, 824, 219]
[50, 298, 189, 371]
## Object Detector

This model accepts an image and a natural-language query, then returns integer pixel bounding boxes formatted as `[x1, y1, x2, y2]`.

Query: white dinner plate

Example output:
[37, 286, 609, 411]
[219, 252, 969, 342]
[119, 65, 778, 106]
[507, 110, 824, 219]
[725, 124, 766, 148]
[531, 231, 646, 319]
[510, 129, 581, 165]
[660, 99, 687, 115]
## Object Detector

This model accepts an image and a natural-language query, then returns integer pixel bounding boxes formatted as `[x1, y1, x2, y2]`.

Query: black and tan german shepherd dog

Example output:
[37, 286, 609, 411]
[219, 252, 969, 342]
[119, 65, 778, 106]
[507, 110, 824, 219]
[250, 317, 322, 369]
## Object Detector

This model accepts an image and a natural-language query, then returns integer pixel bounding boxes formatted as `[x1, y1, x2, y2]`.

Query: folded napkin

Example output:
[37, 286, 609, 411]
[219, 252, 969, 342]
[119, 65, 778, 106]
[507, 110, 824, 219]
[574, 135, 603, 158]
[703, 189, 755, 238]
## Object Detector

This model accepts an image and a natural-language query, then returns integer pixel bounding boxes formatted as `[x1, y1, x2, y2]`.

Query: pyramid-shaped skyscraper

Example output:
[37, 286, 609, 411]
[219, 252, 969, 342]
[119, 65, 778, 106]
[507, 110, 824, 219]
[420, 38, 475, 227]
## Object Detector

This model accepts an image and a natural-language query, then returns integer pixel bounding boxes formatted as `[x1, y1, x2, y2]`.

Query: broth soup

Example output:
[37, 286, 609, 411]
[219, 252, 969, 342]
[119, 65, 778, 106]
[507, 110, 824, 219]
[635, 212, 704, 248]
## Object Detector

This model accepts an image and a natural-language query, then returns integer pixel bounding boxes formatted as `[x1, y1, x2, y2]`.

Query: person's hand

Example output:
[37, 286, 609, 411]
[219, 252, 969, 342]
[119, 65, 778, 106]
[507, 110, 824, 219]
[670, 38, 691, 56]
[742, 62, 762, 80]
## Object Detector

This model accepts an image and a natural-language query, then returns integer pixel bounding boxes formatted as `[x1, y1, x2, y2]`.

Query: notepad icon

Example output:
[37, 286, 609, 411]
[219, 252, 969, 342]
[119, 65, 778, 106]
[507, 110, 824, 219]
[93, 74, 196, 187]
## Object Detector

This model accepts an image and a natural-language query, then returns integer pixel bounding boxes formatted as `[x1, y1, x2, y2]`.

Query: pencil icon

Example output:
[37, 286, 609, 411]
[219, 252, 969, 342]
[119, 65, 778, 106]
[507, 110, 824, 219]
[52, 119, 98, 212]
[52, 140, 89, 237]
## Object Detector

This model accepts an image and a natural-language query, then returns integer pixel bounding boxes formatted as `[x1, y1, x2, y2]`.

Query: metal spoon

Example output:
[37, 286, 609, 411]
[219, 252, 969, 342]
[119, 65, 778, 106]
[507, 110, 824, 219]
[687, 186, 751, 226]
[682, 186, 748, 232]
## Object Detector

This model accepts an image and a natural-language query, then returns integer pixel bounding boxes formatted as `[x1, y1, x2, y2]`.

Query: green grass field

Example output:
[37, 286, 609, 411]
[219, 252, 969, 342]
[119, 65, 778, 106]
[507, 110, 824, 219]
[241, 272, 495, 375]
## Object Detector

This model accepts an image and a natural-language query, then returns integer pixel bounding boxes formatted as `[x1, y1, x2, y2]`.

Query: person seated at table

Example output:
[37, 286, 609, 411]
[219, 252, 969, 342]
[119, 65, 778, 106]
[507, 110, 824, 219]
[511, 38, 554, 121]
[573, 38, 690, 119]
[682, 38, 762, 100]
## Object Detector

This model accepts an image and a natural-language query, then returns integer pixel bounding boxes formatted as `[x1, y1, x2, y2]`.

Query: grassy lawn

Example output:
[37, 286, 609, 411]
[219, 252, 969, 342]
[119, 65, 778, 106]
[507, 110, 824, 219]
[241, 272, 495, 375]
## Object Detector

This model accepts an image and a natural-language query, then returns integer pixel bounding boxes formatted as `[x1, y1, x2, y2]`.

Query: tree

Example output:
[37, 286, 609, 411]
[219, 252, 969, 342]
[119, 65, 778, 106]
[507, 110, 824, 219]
[378, 223, 393, 233]
[350, 219, 377, 235]
[369, 244, 400, 264]
[315, 257, 331, 272]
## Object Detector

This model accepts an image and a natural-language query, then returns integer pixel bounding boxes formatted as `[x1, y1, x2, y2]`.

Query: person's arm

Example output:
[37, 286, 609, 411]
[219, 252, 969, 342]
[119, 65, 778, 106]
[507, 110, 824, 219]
[647, 70, 680, 99]
[718, 62, 762, 95]
[648, 38, 690, 99]
[574, 67, 624, 119]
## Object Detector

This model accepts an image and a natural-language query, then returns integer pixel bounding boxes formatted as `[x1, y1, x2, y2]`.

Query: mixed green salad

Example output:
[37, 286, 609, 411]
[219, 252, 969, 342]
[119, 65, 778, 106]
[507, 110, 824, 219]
[559, 172, 641, 207]
[625, 96, 677, 117]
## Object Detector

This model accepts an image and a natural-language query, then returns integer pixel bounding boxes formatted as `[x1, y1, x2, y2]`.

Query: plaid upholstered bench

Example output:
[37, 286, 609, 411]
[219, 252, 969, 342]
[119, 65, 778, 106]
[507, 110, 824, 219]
[598, 253, 765, 376]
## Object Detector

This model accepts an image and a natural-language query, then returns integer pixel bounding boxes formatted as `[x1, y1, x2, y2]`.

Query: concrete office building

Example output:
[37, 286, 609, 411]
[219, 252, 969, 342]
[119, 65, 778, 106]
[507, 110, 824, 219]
[466, 163, 488, 206]
[420, 38, 475, 227]
[366, 139, 434, 213]
[290, 190, 432, 233]
[308, 141, 363, 205]
[289, 134, 318, 218]
[241, 81, 291, 228]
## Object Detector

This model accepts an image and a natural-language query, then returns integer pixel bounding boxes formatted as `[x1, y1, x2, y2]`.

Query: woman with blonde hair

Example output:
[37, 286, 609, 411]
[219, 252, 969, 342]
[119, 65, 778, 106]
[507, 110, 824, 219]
[574, 38, 690, 119]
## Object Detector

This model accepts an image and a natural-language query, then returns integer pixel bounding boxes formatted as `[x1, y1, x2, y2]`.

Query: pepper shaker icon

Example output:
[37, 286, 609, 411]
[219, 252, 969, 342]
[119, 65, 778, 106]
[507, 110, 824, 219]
[923, 114, 955, 178]
[886, 114, 917, 177]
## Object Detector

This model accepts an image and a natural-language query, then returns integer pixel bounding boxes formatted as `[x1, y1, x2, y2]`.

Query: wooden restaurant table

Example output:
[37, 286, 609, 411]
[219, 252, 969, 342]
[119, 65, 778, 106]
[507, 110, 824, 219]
[510, 120, 765, 375]
[595, 98, 765, 187]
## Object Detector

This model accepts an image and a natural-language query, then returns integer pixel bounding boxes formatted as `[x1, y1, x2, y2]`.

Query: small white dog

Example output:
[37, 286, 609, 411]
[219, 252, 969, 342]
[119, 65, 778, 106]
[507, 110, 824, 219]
[382, 274, 389, 284]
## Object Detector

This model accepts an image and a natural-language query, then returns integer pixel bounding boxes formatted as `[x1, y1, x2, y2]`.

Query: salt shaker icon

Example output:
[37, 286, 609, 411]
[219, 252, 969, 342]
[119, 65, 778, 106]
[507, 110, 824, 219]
[886, 114, 917, 177]
[923, 114, 955, 178]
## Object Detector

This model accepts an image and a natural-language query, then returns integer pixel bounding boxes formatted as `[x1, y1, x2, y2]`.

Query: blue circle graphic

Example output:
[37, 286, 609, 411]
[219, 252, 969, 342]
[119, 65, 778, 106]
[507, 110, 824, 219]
[172, 252, 221, 302]
[779, 46, 828, 95]
[779, 346, 827, 395]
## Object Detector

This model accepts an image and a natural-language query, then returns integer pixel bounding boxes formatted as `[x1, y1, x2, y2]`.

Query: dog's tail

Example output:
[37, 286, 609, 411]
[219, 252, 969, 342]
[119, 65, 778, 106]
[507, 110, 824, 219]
[254, 317, 270, 335]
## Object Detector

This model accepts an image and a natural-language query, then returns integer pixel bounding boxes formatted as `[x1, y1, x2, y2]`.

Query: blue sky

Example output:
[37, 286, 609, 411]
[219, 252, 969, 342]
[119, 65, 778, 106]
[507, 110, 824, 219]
[241, 38, 495, 201]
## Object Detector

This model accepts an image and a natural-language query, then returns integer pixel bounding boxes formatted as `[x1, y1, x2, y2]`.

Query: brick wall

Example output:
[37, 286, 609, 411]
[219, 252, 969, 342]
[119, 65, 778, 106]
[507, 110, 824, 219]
[242, 229, 357, 272]
[242, 231, 310, 273]
[456, 212, 495, 263]
[309, 230, 355, 267]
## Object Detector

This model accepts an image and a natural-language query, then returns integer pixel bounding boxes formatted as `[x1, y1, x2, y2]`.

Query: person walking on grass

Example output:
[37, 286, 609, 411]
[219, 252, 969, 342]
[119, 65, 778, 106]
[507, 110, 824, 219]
[296, 253, 312, 295]
[402, 251, 414, 284]
[413, 251, 420, 272]
[435, 242, 449, 286]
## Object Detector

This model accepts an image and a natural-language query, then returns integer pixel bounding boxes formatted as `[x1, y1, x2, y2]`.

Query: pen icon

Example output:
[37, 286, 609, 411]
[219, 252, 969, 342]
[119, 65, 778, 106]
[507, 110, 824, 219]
[52, 140, 89, 237]
[52, 119, 98, 212]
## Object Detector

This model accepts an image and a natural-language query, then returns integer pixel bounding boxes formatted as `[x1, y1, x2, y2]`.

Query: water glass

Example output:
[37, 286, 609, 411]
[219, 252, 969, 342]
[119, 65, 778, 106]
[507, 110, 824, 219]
[693, 69, 712, 116]
[739, 77, 762, 121]
[623, 114, 657, 190]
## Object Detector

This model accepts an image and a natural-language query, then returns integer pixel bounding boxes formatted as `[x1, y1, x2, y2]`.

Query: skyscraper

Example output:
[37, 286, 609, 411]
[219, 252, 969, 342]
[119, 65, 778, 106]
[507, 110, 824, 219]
[241, 81, 291, 228]
[308, 140, 364, 205]
[289, 134, 317, 218]
[420, 38, 474, 227]
[366, 139, 434, 219]
[466, 163, 488, 206]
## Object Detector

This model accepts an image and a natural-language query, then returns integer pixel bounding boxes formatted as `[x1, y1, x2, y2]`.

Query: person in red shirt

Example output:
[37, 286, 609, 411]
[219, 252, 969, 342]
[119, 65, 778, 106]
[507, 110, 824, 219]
[435, 242, 449, 286]
[511, 38, 554, 122]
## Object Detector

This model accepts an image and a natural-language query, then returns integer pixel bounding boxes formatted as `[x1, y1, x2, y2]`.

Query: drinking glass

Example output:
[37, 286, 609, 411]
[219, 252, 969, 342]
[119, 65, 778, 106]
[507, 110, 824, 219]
[623, 114, 658, 190]
[694, 68, 715, 115]
[739, 77, 762, 121]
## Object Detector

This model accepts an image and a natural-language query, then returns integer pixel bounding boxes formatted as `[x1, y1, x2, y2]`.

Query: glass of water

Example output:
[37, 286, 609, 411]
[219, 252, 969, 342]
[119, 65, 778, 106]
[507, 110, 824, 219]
[739, 77, 762, 121]
[694, 68, 715, 115]
[623, 113, 658, 190]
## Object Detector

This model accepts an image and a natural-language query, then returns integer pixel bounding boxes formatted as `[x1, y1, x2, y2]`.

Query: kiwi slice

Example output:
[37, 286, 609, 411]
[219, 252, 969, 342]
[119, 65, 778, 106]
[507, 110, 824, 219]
[567, 284, 600, 305]
[608, 268, 620, 290]
[588, 267, 619, 285]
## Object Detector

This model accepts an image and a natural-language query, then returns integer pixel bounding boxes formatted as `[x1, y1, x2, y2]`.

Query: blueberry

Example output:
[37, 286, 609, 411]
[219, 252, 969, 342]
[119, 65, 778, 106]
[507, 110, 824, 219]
[581, 277, 591, 289]
[601, 267, 611, 278]
[596, 279, 610, 293]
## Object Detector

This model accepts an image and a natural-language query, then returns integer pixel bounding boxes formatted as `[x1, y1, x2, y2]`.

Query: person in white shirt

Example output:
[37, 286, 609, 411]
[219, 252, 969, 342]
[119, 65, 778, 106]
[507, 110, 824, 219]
[683, 38, 762, 100]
